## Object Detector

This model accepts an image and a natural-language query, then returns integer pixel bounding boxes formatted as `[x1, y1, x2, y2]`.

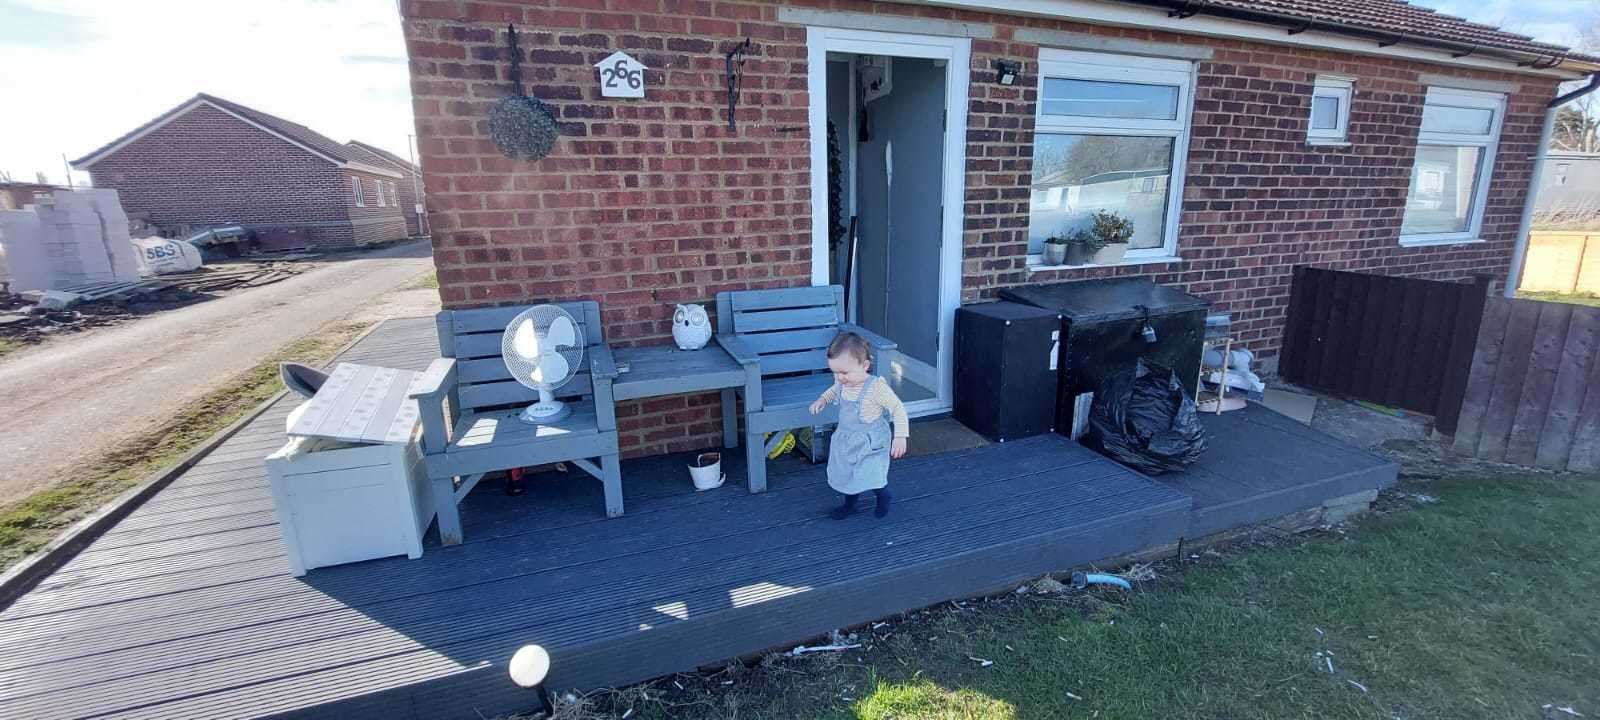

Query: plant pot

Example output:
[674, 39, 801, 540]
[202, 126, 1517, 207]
[1042, 242, 1068, 266]
[1091, 242, 1129, 265]
[688, 452, 725, 491]
[1064, 241, 1091, 266]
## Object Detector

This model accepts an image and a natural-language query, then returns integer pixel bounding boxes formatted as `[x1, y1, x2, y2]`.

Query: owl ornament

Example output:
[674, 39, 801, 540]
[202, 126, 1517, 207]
[672, 304, 712, 350]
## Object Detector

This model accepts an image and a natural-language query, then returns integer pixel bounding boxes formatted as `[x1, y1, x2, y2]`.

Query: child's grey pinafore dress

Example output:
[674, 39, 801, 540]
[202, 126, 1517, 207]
[826, 376, 892, 494]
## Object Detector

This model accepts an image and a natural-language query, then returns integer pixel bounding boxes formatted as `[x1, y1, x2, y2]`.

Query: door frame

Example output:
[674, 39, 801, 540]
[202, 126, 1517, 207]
[805, 26, 970, 417]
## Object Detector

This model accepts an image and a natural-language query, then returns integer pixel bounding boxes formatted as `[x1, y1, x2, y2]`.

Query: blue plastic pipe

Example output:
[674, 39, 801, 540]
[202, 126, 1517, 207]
[1072, 571, 1132, 591]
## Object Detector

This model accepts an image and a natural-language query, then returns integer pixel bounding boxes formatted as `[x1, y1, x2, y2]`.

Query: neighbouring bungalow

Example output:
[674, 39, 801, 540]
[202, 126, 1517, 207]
[72, 93, 419, 249]
[399, 0, 1600, 456]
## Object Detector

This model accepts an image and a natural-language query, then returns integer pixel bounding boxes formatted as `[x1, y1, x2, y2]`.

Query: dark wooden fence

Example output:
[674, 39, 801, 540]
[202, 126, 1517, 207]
[1450, 297, 1600, 472]
[1280, 267, 1492, 432]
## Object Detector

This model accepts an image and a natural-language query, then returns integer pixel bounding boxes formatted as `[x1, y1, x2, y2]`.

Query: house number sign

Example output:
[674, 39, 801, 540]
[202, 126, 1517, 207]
[595, 51, 646, 98]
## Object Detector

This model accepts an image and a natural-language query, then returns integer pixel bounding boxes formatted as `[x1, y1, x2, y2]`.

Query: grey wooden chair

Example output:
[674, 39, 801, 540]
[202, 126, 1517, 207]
[409, 301, 621, 545]
[715, 285, 896, 493]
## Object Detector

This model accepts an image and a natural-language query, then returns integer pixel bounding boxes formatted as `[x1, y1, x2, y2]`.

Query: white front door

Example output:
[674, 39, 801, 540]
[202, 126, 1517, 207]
[806, 26, 970, 417]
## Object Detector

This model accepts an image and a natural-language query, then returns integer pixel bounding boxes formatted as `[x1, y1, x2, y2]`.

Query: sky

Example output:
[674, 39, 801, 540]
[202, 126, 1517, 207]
[0, 0, 1593, 186]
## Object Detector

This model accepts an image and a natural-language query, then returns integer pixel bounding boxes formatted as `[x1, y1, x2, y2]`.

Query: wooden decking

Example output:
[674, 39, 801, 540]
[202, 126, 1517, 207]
[0, 317, 1396, 720]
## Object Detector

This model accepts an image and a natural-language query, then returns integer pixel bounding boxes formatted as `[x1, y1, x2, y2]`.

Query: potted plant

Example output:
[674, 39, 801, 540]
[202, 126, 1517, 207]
[1042, 232, 1071, 266]
[1064, 228, 1097, 266]
[1089, 210, 1135, 264]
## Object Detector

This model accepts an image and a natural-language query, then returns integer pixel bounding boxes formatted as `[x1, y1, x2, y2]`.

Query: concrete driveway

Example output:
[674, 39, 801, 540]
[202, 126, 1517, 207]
[0, 240, 437, 504]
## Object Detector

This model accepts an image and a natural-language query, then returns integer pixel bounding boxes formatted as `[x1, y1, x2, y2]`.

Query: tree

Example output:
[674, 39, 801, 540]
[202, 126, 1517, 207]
[1553, 14, 1600, 152]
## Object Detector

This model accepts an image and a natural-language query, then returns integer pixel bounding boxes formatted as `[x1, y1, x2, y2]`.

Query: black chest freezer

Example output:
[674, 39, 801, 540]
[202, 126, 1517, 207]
[999, 278, 1208, 436]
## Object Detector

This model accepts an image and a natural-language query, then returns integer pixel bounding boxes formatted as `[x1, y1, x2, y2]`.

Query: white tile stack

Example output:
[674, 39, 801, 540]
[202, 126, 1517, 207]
[0, 210, 48, 292]
[0, 189, 141, 292]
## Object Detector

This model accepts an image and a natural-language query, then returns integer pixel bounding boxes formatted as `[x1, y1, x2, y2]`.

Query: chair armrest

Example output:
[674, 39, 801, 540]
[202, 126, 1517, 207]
[409, 358, 457, 456]
[409, 358, 457, 401]
[588, 343, 619, 379]
[716, 334, 761, 367]
[839, 323, 897, 351]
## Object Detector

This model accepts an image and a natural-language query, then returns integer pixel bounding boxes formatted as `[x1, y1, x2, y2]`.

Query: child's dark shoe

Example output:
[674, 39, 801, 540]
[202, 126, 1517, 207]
[873, 488, 892, 518]
[829, 504, 855, 520]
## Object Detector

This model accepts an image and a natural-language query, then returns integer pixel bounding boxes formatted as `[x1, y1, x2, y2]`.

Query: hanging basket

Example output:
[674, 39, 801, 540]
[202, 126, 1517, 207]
[488, 94, 558, 161]
[488, 25, 559, 162]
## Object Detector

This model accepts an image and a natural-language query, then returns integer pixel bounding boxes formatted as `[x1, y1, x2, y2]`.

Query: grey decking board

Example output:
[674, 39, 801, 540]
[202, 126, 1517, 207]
[0, 439, 1069, 635]
[5, 476, 1163, 712]
[91, 492, 1189, 720]
[1156, 404, 1398, 536]
[4, 441, 1099, 661]
[7, 464, 1181, 719]
[0, 317, 1396, 720]
[0, 454, 1158, 713]
[3, 441, 1113, 672]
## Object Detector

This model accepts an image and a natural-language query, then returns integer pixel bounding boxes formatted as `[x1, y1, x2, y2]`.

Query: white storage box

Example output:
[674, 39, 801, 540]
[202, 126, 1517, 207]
[265, 432, 433, 576]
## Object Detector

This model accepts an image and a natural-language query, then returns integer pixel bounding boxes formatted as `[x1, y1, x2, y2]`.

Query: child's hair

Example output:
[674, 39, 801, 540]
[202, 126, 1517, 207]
[827, 332, 873, 366]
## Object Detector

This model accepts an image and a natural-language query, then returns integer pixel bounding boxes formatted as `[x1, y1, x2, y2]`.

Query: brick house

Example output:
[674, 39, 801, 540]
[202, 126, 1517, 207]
[400, 0, 1599, 456]
[346, 139, 430, 237]
[71, 94, 412, 248]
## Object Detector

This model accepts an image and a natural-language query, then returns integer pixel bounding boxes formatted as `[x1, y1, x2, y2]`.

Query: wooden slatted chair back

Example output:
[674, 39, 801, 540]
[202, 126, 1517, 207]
[438, 301, 604, 414]
[716, 286, 845, 379]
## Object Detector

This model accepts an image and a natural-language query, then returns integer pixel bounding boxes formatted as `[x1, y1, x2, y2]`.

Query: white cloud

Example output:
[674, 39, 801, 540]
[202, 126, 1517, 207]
[0, 0, 416, 185]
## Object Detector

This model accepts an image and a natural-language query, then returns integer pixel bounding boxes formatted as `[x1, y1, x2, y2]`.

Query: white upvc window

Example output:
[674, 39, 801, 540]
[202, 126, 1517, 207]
[351, 177, 366, 207]
[386, 181, 399, 206]
[374, 179, 387, 207]
[1307, 75, 1354, 144]
[1400, 87, 1505, 246]
[1028, 48, 1194, 266]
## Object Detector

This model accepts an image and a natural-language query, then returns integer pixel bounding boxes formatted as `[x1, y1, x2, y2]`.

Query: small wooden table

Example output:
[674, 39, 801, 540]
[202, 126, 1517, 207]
[611, 344, 758, 449]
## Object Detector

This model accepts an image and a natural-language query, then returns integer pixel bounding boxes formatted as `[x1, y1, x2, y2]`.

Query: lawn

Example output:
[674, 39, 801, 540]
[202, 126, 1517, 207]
[1518, 290, 1600, 308]
[563, 472, 1600, 720]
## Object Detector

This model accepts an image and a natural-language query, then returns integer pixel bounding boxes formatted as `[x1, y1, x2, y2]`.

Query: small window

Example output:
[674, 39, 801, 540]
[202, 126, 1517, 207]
[1308, 75, 1354, 144]
[1400, 87, 1505, 245]
[387, 181, 399, 206]
[351, 177, 365, 207]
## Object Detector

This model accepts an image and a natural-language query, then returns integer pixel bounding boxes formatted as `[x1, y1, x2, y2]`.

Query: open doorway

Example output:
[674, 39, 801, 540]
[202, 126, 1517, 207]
[808, 28, 969, 416]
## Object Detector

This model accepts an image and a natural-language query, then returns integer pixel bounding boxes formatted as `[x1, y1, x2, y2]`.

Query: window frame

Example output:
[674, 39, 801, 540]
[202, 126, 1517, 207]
[1029, 48, 1195, 267]
[1307, 74, 1354, 145]
[1400, 86, 1506, 247]
[351, 177, 366, 207]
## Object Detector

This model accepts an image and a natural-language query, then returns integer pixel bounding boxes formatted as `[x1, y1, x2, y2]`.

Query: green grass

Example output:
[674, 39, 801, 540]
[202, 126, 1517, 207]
[0, 337, 18, 361]
[1518, 290, 1600, 308]
[582, 474, 1600, 720]
[408, 270, 439, 290]
[0, 322, 370, 571]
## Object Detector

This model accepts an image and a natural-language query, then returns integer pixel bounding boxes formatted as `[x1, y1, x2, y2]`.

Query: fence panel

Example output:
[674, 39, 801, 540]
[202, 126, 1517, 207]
[1451, 296, 1600, 472]
[1280, 267, 1491, 430]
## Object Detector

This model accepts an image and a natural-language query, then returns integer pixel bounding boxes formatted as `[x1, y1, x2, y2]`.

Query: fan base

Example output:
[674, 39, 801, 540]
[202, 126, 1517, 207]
[518, 401, 572, 425]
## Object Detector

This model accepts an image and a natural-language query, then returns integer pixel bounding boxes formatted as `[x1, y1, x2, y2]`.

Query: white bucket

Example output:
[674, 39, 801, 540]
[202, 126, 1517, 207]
[688, 452, 724, 491]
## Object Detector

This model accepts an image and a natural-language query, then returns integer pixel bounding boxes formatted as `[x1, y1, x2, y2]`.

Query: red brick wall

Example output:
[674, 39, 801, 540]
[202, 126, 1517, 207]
[401, 0, 1558, 456]
[345, 170, 411, 244]
[83, 103, 402, 248]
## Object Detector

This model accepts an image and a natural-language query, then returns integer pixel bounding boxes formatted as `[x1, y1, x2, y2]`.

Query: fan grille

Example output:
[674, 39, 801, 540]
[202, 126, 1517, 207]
[501, 305, 585, 391]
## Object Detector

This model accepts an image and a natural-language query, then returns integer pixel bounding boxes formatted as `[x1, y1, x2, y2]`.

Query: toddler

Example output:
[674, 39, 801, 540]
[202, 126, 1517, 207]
[808, 332, 909, 519]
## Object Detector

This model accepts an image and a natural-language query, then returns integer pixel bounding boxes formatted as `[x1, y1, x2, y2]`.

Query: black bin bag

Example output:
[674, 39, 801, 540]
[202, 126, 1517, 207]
[1087, 359, 1207, 474]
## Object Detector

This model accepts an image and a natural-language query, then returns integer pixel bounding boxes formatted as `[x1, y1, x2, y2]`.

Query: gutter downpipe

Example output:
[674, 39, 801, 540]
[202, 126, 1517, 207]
[1506, 74, 1600, 297]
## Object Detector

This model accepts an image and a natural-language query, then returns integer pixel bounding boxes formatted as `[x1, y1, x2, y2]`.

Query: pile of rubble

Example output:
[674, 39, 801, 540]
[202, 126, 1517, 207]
[0, 260, 310, 351]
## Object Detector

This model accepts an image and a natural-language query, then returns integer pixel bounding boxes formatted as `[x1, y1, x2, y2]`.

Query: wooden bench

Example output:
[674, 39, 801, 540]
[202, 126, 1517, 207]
[410, 301, 621, 545]
[715, 285, 896, 493]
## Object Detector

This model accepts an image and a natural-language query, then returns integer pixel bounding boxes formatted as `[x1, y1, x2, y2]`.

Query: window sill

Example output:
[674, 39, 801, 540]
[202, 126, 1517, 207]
[1027, 255, 1182, 272]
[1398, 236, 1485, 248]
[1307, 139, 1351, 147]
